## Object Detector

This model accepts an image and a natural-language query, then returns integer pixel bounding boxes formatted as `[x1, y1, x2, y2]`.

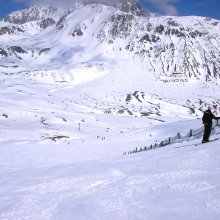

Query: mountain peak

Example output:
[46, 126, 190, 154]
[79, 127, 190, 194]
[81, 0, 147, 15]
[3, 5, 58, 24]
[116, 0, 147, 15]
[2, 0, 148, 25]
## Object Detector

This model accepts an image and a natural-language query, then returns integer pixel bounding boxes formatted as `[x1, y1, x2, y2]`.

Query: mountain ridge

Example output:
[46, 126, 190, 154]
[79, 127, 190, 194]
[0, 3, 220, 118]
[0, 3, 219, 81]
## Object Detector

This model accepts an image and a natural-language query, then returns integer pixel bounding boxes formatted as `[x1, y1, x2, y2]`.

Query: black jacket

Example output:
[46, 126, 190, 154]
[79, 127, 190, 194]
[202, 109, 219, 125]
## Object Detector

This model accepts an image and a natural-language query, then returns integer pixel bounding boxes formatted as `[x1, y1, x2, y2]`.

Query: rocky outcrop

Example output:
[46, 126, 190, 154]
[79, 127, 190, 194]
[0, 26, 24, 35]
[9, 46, 27, 54]
[39, 18, 56, 29]
[0, 48, 8, 57]
[39, 48, 51, 55]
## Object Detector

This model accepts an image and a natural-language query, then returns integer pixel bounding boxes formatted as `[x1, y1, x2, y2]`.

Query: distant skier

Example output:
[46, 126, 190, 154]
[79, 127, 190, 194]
[202, 106, 220, 143]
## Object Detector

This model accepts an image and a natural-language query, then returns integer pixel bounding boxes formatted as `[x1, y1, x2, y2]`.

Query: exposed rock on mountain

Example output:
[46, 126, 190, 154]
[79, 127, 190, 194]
[0, 26, 24, 35]
[0, 48, 8, 57]
[39, 18, 56, 29]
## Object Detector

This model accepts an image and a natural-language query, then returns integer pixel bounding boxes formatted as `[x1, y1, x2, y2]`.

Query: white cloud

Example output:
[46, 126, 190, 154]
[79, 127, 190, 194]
[144, 0, 179, 15]
[11, 0, 179, 15]
[12, 0, 80, 7]
[12, 0, 121, 8]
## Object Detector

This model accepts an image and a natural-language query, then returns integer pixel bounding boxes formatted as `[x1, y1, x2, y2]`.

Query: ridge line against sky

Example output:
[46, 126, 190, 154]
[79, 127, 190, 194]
[0, 0, 220, 20]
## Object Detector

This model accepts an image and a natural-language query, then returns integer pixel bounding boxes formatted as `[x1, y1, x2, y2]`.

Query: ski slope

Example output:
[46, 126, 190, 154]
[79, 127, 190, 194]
[0, 121, 220, 220]
[0, 72, 220, 220]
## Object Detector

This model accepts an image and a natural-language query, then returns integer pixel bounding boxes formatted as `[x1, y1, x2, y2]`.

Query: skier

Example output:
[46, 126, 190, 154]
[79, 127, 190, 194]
[202, 106, 220, 143]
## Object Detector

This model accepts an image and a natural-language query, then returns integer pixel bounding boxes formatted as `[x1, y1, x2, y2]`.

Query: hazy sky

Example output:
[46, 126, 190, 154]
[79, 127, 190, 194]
[0, 0, 219, 20]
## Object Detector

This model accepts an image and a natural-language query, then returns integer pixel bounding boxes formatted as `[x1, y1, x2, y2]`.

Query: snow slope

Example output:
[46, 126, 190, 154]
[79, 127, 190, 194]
[0, 118, 220, 219]
[0, 69, 220, 219]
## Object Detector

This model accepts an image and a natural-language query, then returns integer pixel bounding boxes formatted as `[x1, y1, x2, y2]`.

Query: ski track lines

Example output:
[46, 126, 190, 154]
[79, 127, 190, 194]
[1, 139, 220, 220]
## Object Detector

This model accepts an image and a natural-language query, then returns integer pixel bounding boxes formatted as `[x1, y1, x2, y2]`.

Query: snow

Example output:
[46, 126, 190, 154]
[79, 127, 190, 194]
[0, 69, 220, 219]
[0, 124, 220, 220]
[1, 3, 220, 220]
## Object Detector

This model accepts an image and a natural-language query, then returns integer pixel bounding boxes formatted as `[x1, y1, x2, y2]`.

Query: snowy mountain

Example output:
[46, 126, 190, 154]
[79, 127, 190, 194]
[1, 2, 220, 79]
[1, 2, 220, 219]
[0, 2, 220, 113]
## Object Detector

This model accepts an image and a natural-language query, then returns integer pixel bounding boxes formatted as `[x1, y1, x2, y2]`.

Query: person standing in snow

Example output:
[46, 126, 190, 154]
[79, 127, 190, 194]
[202, 106, 220, 143]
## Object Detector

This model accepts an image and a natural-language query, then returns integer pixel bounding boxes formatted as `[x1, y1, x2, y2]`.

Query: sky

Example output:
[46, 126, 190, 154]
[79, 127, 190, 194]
[0, 0, 220, 20]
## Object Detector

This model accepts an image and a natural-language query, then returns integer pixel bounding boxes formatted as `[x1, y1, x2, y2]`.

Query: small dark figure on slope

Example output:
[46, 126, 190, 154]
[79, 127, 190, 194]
[202, 106, 220, 143]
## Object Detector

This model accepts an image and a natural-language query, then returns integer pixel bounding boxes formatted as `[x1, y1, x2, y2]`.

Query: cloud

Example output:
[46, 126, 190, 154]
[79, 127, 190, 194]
[11, 0, 121, 8]
[144, 0, 179, 15]
[12, 0, 79, 7]
[11, 0, 179, 15]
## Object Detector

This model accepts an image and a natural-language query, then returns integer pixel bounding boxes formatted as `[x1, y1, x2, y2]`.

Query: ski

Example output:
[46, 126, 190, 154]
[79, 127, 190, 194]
[175, 137, 219, 148]
[194, 137, 219, 146]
